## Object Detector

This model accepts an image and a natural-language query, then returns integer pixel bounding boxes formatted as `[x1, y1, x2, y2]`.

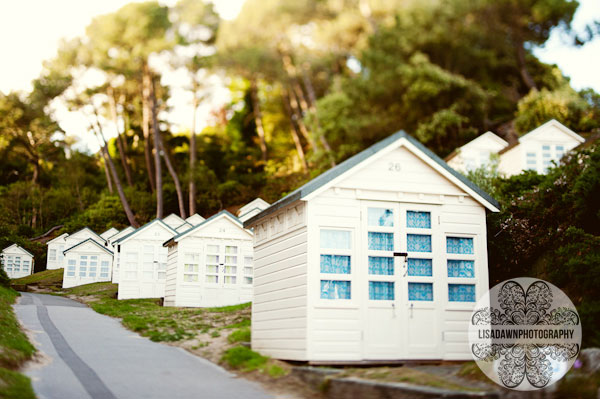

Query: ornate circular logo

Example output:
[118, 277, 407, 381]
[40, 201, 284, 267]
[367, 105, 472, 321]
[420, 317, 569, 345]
[468, 278, 581, 391]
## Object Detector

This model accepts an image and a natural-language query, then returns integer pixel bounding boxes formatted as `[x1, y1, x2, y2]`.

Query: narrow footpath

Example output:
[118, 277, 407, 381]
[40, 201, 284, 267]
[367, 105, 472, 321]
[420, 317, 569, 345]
[14, 292, 271, 399]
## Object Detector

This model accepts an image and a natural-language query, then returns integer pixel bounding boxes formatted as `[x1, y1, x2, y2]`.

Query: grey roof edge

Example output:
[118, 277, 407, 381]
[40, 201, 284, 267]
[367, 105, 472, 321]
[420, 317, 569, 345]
[2, 244, 35, 258]
[71, 227, 107, 244]
[114, 219, 177, 245]
[244, 130, 500, 228]
[163, 210, 245, 247]
[63, 238, 114, 256]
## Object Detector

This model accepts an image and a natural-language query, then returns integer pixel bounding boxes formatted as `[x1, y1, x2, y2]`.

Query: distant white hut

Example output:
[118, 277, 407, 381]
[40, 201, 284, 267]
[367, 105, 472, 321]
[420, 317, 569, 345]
[244, 131, 500, 363]
[114, 219, 177, 300]
[46, 227, 106, 270]
[108, 226, 135, 283]
[186, 213, 206, 226]
[1, 244, 34, 279]
[46, 233, 69, 270]
[62, 239, 113, 288]
[238, 198, 270, 223]
[100, 227, 119, 240]
[163, 211, 254, 308]
[162, 214, 186, 229]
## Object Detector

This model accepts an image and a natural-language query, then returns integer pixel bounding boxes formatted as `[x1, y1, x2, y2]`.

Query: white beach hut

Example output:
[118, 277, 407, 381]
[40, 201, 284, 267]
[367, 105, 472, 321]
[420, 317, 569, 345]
[162, 210, 254, 308]
[100, 227, 119, 240]
[46, 233, 69, 270]
[114, 219, 177, 300]
[186, 213, 206, 226]
[108, 226, 135, 283]
[244, 131, 500, 363]
[1, 244, 34, 279]
[238, 198, 270, 223]
[62, 239, 114, 288]
[46, 227, 106, 270]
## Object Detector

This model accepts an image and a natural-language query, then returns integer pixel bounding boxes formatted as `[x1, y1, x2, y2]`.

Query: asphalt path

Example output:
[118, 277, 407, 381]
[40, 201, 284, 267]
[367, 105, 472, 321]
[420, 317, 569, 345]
[14, 292, 271, 399]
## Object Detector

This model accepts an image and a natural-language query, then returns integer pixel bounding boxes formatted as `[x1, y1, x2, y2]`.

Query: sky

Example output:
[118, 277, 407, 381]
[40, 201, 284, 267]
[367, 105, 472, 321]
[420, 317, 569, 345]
[0, 0, 599, 153]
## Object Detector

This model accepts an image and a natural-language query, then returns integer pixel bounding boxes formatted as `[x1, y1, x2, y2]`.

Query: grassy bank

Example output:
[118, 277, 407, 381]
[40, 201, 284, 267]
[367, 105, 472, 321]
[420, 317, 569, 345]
[0, 286, 36, 399]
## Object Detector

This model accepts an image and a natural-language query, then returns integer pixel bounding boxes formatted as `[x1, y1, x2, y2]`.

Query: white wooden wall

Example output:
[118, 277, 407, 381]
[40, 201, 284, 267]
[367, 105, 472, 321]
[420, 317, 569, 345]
[46, 237, 67, 270]
[117, 224, 173, 300]
[2, 247, 34, 279]
[62, 241, 113, 288]
[251, 202, 308, 360]
[164, 217, 254, 308]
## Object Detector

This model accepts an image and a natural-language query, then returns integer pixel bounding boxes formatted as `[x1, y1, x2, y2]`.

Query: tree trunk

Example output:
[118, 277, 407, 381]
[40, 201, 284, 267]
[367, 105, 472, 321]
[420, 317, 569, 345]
[189, 88, 198, 216]
[142, 64, 156, 193]
[515, 40, 537, 91]
[102, 157, 114, 194]
[301, 63, 336, 167]
[158, 136, 187, 219]
[146, 67, 164, 219]
[282, 91, 308, 173]
[107, 87, 134, 186]
[287, 85, 315, 150]
[90, 117, 139, 228]
[249, 79, 268, 162]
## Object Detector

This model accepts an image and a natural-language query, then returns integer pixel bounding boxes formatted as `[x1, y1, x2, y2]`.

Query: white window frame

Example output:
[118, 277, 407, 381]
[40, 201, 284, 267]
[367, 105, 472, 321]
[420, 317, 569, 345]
[317, 227, 354, 303]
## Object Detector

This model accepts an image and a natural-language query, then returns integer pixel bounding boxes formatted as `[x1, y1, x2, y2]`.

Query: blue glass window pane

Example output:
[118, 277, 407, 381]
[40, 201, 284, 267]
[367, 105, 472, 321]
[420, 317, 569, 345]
[320, 230, 351, 249]
[368, 257, 394, 275]
[407, 258, 432, 276]
[320, 280, 351, 299]
[368, 208, 394, 227]
[448, 284, 475, 302]
[369, 281, 394, 300]
[407, 211, 431, 229]
[407, 234, 432, 252]
[446, 237, 474, 254]
[447, 260, 474, 278]
[368, 232, 394, 251]
[320, 255, 351, 274]
[408, 282, 433, 301]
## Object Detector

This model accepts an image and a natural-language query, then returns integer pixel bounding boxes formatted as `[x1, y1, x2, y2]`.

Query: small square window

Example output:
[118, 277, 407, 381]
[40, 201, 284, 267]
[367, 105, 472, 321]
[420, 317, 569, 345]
[320, 230, 352, 249]
[368, 232, 394, 251]
[408, 282, 433, 301]
[407, 234, 432, 252]
[447, 260, 475, 278]
[367, 208, 394, 227]
[448, 284, 476, 302]
[320, 280, 351, 299]
[407, 258, 432, 276]
[446, 237, 474, 254]
[406, 211, 431, 229]
[320, 255, 351, 274]
[368, 257, 394, 275]
[369, 281, 394, 300]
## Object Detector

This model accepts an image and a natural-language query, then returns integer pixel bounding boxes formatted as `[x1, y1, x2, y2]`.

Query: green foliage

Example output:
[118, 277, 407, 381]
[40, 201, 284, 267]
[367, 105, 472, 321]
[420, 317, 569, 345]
[11, 269, 64, 287]
[227, 327, 251, 343]
[0, 267, 10, 288]
[487, 145, 600, 347]
[221, 346, 267, 371]
[515, 73, 600, 134]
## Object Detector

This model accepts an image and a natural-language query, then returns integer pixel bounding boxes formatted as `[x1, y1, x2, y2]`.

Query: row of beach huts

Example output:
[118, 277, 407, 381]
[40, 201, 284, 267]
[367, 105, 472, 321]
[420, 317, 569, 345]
[1, 121, 585, 363]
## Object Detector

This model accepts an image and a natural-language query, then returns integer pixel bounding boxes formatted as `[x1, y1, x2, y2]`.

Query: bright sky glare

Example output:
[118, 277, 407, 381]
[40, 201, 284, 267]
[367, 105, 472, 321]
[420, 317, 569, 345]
[0, 0, 598, 153]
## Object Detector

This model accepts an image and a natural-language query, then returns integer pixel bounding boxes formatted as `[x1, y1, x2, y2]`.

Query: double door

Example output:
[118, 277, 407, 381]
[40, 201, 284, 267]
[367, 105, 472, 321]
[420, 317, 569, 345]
[361, 201, 441, 359]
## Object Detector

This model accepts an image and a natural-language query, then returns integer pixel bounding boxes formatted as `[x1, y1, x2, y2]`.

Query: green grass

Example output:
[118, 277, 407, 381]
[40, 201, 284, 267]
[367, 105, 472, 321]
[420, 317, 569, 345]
[0, 288, 35, 369]
[0, 287, 36, 398]
[221, 346, 268, 371]
[0, 368, 36, 399]
[228, 327, 251, 343]
[59, 282, 118, 299]
[11, 268, 64, 286]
